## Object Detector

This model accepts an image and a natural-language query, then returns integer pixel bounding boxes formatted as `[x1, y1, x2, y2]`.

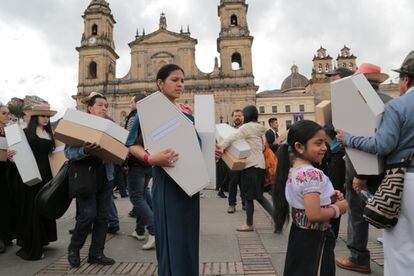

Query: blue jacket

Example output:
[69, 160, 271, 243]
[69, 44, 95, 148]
[345, 87, 414, 172]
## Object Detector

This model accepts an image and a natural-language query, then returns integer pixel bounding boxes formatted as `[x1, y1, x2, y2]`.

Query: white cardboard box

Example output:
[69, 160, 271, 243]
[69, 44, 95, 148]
[136, 92, 210, 197]
[194, 95, 216, 189]
[216, 124, 251, 159]
[5, 124, 42, 186]
[331, 74, 384, 175]
[0, 137, 7, 161]
[63, 109, 129, 143]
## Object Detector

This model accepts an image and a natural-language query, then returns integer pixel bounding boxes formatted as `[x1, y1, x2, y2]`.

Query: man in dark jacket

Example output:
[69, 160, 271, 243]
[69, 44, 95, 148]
[265, 118, 279, 153]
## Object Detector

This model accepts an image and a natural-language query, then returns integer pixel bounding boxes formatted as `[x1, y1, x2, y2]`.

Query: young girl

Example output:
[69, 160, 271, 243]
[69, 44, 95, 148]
[273, 120, 348, 276]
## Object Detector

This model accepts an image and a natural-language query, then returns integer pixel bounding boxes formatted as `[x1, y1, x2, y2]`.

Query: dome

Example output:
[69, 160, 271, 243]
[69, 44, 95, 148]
[281, 65, 309, 92]
[85, 0, 111, 15]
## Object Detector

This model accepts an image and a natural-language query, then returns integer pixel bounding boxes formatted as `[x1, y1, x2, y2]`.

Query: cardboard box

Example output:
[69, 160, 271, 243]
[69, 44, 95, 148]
[0, 137, 7, 162]
[136, 92, 210, 197]
[315, 100, 332, 126]
[48, 140, 68, 177]
[4, 124, 42, 186]
[216, 124, 251, 159]
[55, 120, 128, 165]
[222, 151, 246, 171]
[331, 74, 384, 175]
[62, 109, 129, 143]
[194, 95, 216, 189]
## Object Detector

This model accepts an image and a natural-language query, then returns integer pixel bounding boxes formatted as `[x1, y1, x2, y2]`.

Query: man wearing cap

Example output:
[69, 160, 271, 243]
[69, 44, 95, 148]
[337, 52, 414, 275]
[335, 63, 393, 273]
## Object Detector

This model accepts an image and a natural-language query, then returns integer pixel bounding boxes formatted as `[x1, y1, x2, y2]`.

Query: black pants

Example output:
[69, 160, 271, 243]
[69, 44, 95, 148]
[228, 170, 244, 207]
[216, 159, 229, 192]
[245, 197, 273, 226]
[69, 180, 111, 257]
[284, 224, 335, 276]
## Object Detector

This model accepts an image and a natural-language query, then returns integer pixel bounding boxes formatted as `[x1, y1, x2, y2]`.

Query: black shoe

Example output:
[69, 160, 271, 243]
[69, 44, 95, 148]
[107, 225, 120, 234]
[0, 240, 5, 254]
[68, 228, 74, 235]
[218, 191, 227, 198]
[242, 205, 246, 211]
[68, 250, 80, 267]
[87, 254, 115, 266]
[128, 210, 136, 218]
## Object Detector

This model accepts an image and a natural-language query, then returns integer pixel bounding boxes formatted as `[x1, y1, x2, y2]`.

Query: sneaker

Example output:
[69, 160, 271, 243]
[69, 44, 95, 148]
[142, 235, 156, 250]
[236, 224, 254, 232]
[227, 205, 236, 214]
[335, 257, 371, 274]
[218, 190, 227, 198]
[131, 230, 146, 241]
[87, 254, 115, 266]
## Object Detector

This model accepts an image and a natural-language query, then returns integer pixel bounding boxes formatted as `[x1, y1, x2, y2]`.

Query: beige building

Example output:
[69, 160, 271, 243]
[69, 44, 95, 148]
[75, 0, 258, 125]
[257, 65, 315, 131]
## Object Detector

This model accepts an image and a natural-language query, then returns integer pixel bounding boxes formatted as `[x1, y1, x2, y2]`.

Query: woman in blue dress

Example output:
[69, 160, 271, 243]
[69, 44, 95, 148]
[127, 64, 221, 276]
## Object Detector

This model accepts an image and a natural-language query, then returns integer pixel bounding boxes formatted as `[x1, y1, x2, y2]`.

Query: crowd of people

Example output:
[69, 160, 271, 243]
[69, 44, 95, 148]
[0, 51, 413, 276]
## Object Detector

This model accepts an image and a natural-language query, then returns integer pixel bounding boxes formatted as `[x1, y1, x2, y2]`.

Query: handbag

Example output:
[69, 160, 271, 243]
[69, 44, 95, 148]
[35, 162, 72, 220]
[363, 151, 414, 229]
[68, 156, 99, 198]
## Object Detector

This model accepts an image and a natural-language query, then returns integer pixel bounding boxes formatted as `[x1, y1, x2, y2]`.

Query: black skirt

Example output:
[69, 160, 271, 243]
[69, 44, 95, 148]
[241, 167, 265, 200]
[283, 224, 336, 276]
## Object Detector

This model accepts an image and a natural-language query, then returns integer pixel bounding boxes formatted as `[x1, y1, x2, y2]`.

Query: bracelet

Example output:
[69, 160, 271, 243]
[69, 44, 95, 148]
[328, 204, 340, 219]
[143, 153, 151, 164]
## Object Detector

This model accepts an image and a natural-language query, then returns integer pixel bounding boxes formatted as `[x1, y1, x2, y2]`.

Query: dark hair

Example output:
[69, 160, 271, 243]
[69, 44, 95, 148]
[26, 115, 55, 152]
[156, 64, 184, 83]
[231, 109, 242, 117]
[133, 94, 146, 103]
[272, 120, 323, 233]
[368, 80, 380, 91]
[87, 94, 107, 113]
[268, 117, 278, 125]
[242, 105, 258, 123]
[400, 72, 414, 87]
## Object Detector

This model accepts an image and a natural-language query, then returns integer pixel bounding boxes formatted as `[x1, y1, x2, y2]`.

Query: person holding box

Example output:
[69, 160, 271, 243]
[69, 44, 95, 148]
[219, 105, 273, 232]
[0, 102, 14, 254]
[65, 93, 115, 267]
[7, 96, 58, 260]
[336, 51, 414, 276]
[126, 64, 223, 276]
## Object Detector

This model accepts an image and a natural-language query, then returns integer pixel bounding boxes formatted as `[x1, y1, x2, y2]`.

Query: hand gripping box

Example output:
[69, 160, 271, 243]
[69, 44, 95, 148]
[5, 124, 42, 186]
[215, 124, 251, 159]
[221, 151, 246, 171]
[48, 139, 68, 177]
[136, 92, 210, 197]
[54, 109, 128, 165]
[0, 137, 7, 161]
[331, 74, 385, 175]
[194, 95, 216, 189]
[315, 100, 332, 126]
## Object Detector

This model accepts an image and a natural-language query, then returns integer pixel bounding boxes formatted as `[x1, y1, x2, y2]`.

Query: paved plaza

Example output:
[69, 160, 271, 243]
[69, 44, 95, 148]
[0, 190, 384, 275]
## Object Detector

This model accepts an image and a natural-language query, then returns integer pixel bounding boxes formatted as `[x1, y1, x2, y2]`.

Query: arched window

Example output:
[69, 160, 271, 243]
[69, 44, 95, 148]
[325, 64, 329, 72]
[89, 61, 97, 79]
[231, 52, 242, 70]
[318, 64, 323, 73]
[230, 15, 238, 26]
[92, 24, 98, 35]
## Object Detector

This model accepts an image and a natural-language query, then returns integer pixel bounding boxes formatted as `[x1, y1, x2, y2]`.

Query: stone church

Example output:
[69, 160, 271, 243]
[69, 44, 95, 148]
[75, 0, 258, 125]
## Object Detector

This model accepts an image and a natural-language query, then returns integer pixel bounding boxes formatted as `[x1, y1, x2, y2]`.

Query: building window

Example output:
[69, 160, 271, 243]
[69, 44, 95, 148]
[231, 52, 242, 70]
[231, 15, 238, 26]
[272, 106, 277, 113]
[325, 64, 329, 72]
[92, 24, 98, 35]
[286, 120, 292, 130]
[259, 106, 265, 114]
[89, 61, 97, 79]
[285, 105, 291, 113]
[299, 104, 305, 112]
[318, 64, 323, 73]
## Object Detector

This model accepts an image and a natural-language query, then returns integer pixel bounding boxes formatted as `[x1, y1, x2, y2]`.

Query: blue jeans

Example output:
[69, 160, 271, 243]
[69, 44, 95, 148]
[69, 179, 112, 257]
[107, 180, 119, 228]
[127, 167, 154, 235]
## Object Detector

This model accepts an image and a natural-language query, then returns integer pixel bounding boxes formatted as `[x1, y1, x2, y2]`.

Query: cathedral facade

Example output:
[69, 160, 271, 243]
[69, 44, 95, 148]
[75, 0, 258, 125]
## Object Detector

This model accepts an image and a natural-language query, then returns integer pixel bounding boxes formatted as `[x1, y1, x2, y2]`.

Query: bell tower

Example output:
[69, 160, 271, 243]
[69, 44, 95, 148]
[217, 0, 253, 76]
[77, 0, 119, 89]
